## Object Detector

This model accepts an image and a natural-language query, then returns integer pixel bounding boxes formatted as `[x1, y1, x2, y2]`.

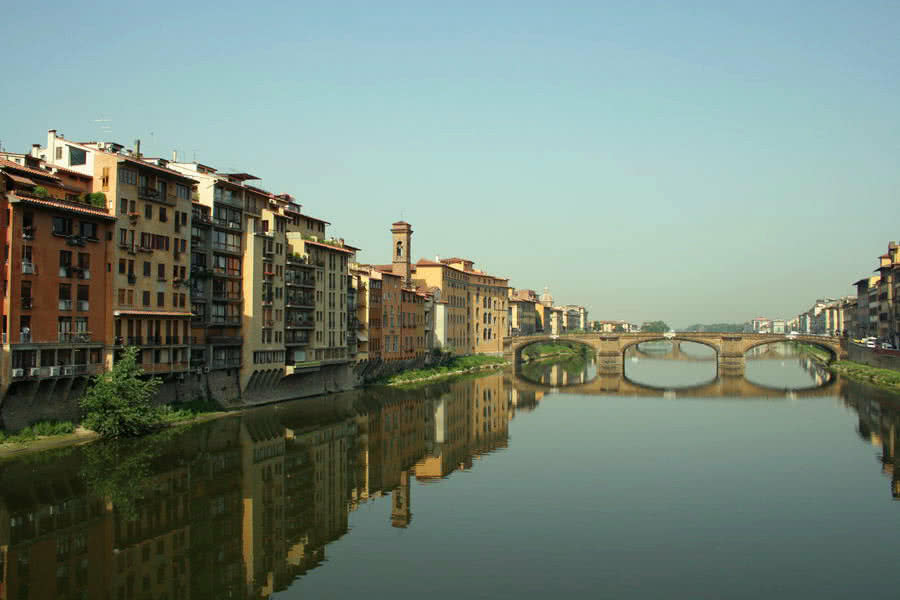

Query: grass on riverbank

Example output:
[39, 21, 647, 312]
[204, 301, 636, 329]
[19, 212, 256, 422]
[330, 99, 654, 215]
[375, 355, 507, 386]
[0, 421, 75, 445]
[159, 398, 224, 423]
[0, 399, 222, 449]
[794, 342, 832, 363]
[828, 361, 900, 394]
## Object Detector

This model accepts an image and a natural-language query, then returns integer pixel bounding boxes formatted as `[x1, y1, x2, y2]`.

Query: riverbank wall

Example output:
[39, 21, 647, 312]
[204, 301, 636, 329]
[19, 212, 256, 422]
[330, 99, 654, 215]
[0, 355, 437, 430]
[847, 343, 900, 371]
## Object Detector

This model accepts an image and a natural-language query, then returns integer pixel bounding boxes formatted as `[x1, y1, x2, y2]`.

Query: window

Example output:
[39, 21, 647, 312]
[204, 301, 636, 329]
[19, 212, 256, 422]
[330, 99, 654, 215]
[143, 291, 150, 306]
[68, 146, 86, 166]
[145, 203, 153, 219]
[158, 264, 165, 280]
[143, 262, 151, 277]
[157, 292, 164, 307]
[59, 250, 72, 268]
[80, 221, 98, 239]
[120, 198, 128, 214]
[176, 184, 190, 200]
[119, 168, 137, 185]
[159, 207, 167, 222]
[52, 216, 72, 236]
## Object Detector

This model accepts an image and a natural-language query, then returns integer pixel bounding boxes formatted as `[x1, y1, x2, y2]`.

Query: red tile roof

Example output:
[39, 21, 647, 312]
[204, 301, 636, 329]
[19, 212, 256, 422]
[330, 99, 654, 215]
[122, 157, 197, 183]
[305, 239, 357, 254]
[0, 159, 61, 181]
[9, 195, 116, 220]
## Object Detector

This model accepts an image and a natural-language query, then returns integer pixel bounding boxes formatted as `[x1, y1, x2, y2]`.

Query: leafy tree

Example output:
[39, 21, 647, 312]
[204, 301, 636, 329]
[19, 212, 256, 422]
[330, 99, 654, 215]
[641, 320, 670, 333]
[80, 347, 163, 438]
[32, 185, 50, 198]
[86, 191, 107, 208]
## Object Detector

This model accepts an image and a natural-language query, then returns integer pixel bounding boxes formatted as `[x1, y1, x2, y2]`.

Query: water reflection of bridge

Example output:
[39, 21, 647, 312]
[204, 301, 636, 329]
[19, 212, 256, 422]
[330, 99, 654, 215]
[510, 370, 839, 399]
[631, 340, 790, 362]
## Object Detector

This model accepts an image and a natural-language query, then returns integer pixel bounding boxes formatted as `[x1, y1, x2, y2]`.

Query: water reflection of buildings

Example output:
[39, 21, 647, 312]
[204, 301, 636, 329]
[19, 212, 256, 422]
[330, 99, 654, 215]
[842, 381, 900, 501]
[0, 374, 511, 600]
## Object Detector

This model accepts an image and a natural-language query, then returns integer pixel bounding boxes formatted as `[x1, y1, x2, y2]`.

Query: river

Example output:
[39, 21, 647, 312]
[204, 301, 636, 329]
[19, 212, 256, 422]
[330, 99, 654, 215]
[1, 342, 898, 599]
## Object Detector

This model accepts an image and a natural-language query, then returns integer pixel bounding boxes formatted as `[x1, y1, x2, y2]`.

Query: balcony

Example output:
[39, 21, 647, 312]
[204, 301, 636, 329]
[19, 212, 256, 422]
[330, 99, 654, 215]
[285, 296, 314, 308]
[76, 268, 91, 280]
[285, 333, 310, 345]
[212, 242, 241, 255]
[211, 358, 242, 369]
[128, 212, 141, 222]
[192, 212, 212, 226]
[59, 266, 73, 278]
[285, 319, 315, 330]
[145, 336, 162, 345]
[191, 266, 211, 278]
[141, 362, 190, 374]
[166, 336, 186, 345]
[262, 294, 274, 306]
[77, 300, 89, 311]
[22, 261, 36, 275]
[138, 186, 159, 200]
[208, 335, 243, 345]
[209, 316, 242, 327]
[21, 297, 33, 310]
[128, 273, 137, 284]
[58, 299, 73, 311]
[22, 226, 35, 240]
[191, 236, 207, 250]
[58, 332, 94, 343]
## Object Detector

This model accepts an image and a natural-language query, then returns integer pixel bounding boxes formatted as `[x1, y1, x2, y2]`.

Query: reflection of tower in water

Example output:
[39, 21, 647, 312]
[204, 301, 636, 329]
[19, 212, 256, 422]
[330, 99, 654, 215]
[391, 470, 412, 528]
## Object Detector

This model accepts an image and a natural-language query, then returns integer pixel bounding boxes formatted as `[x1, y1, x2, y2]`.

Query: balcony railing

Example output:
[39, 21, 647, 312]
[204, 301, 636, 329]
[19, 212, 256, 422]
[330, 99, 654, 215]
[58, 299, 73, 311]
[22, 261, 36, 274]
[209, 317, 242, 326]
[208, 335, 243, 345]
[192, 212, 212, 226]
[21, 297, 33, 310]
[58, 332, 93, 343]
[138, 187, 159, 200]
[77, 300, 89, 311]
[211, 358, 242, 369]
[285, 319, 315, 329]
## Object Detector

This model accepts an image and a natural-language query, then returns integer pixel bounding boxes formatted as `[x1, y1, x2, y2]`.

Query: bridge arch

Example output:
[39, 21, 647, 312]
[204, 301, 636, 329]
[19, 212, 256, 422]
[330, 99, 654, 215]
[620, 337, 721, 358]
[513, 336, 596, 363]
[742, 337, 838, 363]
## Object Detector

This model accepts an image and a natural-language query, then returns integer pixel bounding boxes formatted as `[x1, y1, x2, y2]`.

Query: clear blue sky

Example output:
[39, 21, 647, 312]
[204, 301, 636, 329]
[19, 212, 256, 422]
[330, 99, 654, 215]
[4, 1, 898, 326]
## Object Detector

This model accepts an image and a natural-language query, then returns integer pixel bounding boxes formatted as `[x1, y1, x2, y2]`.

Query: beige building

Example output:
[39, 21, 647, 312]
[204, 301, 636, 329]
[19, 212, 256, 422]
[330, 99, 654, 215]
[39, 131, 195, 377]
[508, 289, 538, 336]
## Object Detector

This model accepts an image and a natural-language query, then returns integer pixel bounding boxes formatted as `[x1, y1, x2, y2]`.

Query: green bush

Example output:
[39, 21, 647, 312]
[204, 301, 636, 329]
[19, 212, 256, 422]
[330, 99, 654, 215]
[80, 346, 163, 438]
[32, 185, 50, 198]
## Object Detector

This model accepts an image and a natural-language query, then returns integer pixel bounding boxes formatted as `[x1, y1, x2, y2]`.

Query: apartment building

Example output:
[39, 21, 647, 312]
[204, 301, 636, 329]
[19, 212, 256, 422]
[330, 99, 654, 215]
[39, 131, 196, 378]
[167, 162, 251, 376]
[1, 158, 115, 397]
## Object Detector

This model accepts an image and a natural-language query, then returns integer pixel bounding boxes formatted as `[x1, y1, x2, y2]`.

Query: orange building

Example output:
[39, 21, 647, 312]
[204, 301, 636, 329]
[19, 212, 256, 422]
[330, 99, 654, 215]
[1, 158, 115, 408]
[379, 271, 402, 360]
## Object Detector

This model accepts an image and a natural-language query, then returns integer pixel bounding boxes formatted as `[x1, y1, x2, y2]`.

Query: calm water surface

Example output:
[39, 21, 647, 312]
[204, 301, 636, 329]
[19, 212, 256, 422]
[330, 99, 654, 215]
[2, 342, 899, 599]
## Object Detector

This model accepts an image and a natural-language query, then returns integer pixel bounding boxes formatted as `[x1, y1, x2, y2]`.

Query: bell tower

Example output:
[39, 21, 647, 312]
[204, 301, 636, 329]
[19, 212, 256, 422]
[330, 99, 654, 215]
[391, 221, 412, 287]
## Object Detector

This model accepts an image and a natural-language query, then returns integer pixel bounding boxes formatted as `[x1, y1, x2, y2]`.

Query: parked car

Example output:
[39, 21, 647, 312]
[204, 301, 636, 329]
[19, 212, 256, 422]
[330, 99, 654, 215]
[881, 343, 895, 350]
[866, 340, 877, 348]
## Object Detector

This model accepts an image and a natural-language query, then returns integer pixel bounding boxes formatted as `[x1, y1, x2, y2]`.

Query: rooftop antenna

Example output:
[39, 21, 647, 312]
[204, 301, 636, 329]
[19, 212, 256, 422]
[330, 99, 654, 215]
[93, 118, 113, 139]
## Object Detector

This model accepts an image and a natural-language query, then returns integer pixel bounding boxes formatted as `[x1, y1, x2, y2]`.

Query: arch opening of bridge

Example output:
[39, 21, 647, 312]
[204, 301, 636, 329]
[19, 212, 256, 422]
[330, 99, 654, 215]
[512, 337, 596, 364]
[742, 338, 838, 364]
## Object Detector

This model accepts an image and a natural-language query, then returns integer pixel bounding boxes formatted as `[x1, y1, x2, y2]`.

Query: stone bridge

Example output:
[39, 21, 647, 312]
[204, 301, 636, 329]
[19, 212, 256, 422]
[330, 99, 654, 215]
[504, 332, 847, 376]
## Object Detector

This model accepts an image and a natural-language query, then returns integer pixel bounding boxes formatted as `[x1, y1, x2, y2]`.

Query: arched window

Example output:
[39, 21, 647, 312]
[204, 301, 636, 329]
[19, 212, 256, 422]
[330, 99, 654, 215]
[396, 241, 403, 257]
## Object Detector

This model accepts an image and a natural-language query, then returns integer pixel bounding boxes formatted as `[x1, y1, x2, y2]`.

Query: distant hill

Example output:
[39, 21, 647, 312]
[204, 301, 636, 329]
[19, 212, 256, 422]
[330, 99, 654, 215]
[681, 323, 746, 333]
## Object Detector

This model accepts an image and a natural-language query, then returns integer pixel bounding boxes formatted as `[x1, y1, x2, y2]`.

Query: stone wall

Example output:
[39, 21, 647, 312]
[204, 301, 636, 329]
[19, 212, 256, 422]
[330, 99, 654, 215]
[847, 343, 900, 371]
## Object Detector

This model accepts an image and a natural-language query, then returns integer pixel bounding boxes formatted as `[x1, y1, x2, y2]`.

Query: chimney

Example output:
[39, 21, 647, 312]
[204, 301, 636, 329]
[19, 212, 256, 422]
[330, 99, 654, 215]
[134, 139, 141, 158]
[30, 143, 40, 158]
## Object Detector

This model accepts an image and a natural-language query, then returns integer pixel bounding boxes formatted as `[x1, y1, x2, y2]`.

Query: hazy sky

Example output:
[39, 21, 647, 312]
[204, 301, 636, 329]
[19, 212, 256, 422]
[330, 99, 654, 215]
[4, 1, 898, 326]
